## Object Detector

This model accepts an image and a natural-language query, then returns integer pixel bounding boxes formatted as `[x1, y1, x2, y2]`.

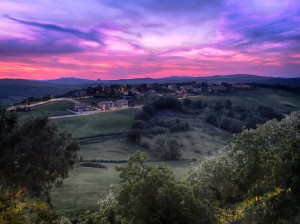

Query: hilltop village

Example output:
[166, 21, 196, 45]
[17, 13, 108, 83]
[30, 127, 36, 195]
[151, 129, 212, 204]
[15, 81, 253, 113]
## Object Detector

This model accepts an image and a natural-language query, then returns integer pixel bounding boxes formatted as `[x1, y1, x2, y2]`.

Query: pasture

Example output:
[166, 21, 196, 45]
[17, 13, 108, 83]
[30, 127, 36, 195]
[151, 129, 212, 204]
[18, 100, 75, 118]
[54, 108, 136, 138]
[188, 88, 300, 114]
[48, 88, 300, 216]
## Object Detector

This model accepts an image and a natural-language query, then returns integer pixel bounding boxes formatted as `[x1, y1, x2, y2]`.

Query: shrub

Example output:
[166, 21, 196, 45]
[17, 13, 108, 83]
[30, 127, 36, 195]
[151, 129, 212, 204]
[183, 98, 192, 107]
[192, 99, 203, 110]
[205, 114, 218, 126]
[140, 138, 150, 149]
[135, 111, 150, 122]
[126, 130, 141, 143]
[131, 120, 145, 130]
[149, 127, 168, 135]
[142, 104, 155, 116]
[227, 109, 234, 118]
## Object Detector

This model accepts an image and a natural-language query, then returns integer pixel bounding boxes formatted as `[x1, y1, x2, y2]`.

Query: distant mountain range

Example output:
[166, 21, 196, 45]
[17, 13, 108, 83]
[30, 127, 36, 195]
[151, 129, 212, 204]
[1, 74, 299, 106]
[42, 74, 300, 86]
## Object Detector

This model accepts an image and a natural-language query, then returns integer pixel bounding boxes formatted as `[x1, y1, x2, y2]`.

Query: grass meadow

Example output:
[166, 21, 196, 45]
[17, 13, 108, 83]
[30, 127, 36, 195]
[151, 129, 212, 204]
[188, 88, 300, 114]
[51, 110, 231, 216]
[18, 100, 75, 118]
[48, 88, 300, 216]
[54, 108, 136, 138]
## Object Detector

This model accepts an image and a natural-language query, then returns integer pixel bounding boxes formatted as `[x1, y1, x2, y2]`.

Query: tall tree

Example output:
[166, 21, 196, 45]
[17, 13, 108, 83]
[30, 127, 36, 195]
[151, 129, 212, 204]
[0, 109, 80, 223]
[116, 151, 215, 224]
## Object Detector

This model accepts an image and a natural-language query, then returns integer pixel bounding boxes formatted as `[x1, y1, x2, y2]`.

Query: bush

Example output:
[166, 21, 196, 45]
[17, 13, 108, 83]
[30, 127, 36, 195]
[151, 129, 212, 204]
[142, 104, 155, 116]
[149, 127, 168, 135]
[131, 120, 145, 130]
[170, 121, 190, 132]
[140, 138, 150, 149]
[183, 98, 192, 107]
[135, 111, 150, 122]
[220, 118, 231, 131]
[126, 130, 141, 143]
[214, 103, 224, 113]
[227, 109, 234, 118]
[153, 97, 183, 111]
[153, 135, 182, 160]
[205, 114, 218, 126]
[192, 99, 203, 110]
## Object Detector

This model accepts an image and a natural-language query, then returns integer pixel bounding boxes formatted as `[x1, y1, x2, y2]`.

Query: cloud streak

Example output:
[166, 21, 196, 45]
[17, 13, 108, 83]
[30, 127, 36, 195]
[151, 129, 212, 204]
[0, 0, 299, 79]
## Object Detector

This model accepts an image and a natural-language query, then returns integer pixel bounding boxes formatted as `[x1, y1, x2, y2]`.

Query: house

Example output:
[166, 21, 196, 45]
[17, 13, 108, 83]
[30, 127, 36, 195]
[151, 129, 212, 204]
[114, 99, 128, 108]
[180, 85, 193, 91]
[168, 84, 177, 90]
[74, 103, 88, 111]
[233, 84, 253, 90]
[191, 88, 202, 93]
[207, 85, 227, 93]
[97, 101, 114, 111]
[145, 89, 157, 95]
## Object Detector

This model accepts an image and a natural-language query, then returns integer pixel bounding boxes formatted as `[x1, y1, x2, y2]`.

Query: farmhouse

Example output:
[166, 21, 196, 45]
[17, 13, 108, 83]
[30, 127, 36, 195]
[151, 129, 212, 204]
[74, 103, 88, 111]
[233, 84, 253, 90]
[207, 85, 227, 93]
[115, 99, 128, 108]
[97, 101, 114, 111]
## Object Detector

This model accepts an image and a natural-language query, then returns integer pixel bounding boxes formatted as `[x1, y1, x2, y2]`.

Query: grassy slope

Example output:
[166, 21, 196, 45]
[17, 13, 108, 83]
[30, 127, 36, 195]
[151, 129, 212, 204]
[54, 109, 136, 138]
[18, 100, 75, 118]
[50, 88, 300, 216]
[51, 111, 230, 216]
[189, 88, 300, 114]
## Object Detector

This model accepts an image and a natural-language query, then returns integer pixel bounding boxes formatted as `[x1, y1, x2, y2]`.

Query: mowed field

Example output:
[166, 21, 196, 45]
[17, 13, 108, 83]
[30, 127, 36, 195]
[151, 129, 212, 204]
[54, 108, 136, 138]
[48, 88, 300, 216]
[18, 100, 75, 118]
[50, 109, 231, 216]
[188, 88, 300, 114]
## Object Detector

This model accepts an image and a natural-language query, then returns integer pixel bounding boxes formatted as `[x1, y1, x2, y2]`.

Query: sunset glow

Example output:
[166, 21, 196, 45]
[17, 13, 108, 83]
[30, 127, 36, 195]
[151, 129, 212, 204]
[0, 0, 299, 80]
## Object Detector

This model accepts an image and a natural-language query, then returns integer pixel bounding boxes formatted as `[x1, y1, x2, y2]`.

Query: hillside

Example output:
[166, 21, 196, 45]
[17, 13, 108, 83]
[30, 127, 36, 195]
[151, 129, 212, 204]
[0, 79, 81, 106]
[1, 74, 299, 106]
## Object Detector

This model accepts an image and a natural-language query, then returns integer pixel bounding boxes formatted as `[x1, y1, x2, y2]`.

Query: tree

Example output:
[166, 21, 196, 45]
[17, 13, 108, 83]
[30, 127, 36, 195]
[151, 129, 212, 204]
[135, 111, 150, 122]
[214, 103, 223, 113]
[192, 99, 203, 110]
[142, 104, 155, 116]
[189, 112, 300, 223]
[225, 100, 232, 109]
[131, 120, 145, 130]
[183, 98, 192, 107]
[126, 129, 141, 143]
[205, 114, 218, 126]
[116, 151, 215, 224]
[154, 135, 182, 160]
[0, 110, 79, 223]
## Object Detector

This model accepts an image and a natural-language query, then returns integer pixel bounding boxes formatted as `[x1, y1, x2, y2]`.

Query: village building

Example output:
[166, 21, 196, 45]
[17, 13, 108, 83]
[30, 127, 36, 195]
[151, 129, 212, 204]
[144, 89, 157, 95]
[190, 88, 202, 93]
[168, 84, 177, 90]
[207, 85, 227, 93]
[180, 85, 193, 91]
[233, 84, 253, 90]
[114, 99, 128, 108]
[74, 103, 88, 111]
[97, 101, 114, 111]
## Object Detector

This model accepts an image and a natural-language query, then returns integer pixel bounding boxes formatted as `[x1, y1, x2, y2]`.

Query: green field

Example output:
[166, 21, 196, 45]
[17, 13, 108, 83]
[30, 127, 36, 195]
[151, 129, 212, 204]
[188, 88, 300, 114]
[48, 88, 300, 216]
[51, 160, 192, 216]
[54, 109, 136, 138]
[51, 109, 231, 216]
[18, 100, 75, 118]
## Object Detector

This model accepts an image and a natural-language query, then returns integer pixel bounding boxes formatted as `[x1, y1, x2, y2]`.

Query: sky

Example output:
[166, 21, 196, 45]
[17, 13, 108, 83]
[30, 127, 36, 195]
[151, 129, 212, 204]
[0, 0, 300, 80]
